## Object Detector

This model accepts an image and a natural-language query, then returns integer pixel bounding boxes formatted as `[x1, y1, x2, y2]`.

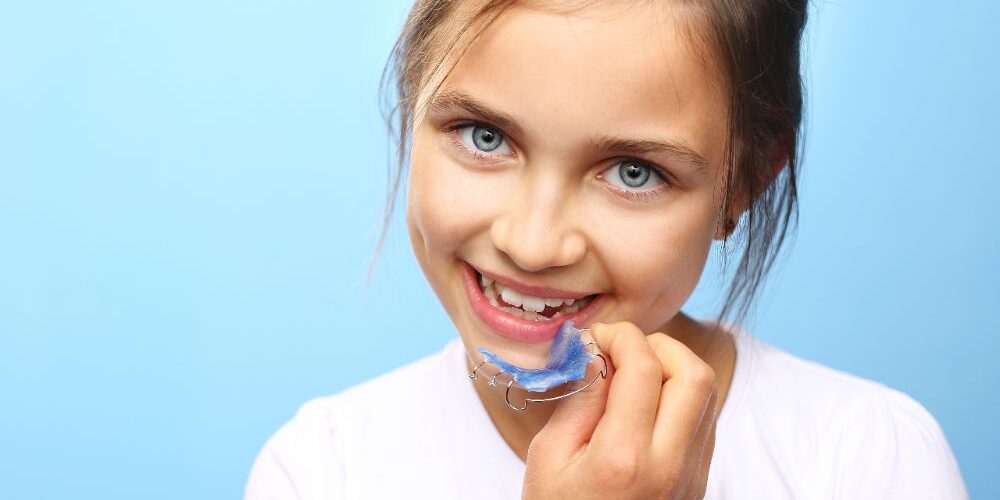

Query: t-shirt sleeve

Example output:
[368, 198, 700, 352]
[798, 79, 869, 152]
[833, 387, 969, 499]
[244, 445, 305, 500]
[244, 398, 345, 500]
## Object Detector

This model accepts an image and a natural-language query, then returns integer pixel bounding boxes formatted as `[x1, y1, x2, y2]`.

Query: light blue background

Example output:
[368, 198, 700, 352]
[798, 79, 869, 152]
[1, 1, 996, 498]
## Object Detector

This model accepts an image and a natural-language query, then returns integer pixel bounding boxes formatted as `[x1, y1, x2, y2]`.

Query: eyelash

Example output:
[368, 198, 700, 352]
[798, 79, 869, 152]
[446, 121, 514, 161]
[444, 120, 674, 202]
[598, 160, 674, 203]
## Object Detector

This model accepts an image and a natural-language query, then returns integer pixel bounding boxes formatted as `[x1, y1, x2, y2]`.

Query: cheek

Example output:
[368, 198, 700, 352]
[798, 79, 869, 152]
[588, 194, 717, 330]
[406, 127, 503, 260]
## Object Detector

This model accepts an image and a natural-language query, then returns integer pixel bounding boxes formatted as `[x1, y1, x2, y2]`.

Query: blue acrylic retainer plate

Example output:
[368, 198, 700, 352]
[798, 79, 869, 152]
[475, 320, 602, 393]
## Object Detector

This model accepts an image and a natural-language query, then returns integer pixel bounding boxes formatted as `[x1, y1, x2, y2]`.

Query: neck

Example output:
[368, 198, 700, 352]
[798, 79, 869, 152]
[465, 311, 737, 462]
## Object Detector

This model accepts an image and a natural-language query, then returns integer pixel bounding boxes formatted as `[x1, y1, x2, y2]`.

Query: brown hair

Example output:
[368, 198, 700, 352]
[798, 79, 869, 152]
[374, 0, 808, 327]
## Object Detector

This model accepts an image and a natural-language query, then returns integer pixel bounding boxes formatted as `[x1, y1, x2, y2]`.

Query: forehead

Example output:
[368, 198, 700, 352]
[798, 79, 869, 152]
[434, 2, 728, 168]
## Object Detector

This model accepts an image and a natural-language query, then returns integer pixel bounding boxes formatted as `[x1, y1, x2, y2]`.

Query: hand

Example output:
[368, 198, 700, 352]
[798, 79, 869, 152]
[522, 322, 720, 500]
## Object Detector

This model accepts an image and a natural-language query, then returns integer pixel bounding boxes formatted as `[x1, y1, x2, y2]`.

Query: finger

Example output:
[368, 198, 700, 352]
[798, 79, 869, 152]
[644, 332, 718, 460]
[534, 329, 617, 463]
[692, 389, 719, 477]
[586, 322, 663, 453]
[684, 390, 719, 499]
[683, 384, 719, 468]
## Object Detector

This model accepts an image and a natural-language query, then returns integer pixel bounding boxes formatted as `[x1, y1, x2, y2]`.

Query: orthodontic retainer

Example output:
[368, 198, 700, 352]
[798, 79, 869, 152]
[468, 320, 608, 411]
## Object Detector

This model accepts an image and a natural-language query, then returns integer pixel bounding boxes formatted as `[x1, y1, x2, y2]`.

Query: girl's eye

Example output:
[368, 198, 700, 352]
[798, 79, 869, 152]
[456, 124, 513, 156]
[599, 159, 667, 193]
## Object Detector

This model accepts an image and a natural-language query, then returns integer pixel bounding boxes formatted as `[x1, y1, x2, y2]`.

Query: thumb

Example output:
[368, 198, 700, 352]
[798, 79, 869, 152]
[533, 329, 616, 460]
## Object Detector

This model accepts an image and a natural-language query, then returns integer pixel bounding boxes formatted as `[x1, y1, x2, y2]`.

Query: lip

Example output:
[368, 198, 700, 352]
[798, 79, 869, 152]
[461, 261, 605, 343]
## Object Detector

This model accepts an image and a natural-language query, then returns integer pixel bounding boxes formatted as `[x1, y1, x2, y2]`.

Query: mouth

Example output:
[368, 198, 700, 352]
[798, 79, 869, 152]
[461, 261, 605, 343]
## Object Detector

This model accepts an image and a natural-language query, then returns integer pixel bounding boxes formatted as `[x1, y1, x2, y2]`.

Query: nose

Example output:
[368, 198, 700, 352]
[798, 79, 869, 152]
[489, 177, 587, 272]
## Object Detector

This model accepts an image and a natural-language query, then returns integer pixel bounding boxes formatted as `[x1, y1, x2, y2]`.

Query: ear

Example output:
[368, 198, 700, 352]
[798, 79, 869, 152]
[713, 211, 737, 240]
[713, 135, 790, 241]
[766, 132, 791, 186]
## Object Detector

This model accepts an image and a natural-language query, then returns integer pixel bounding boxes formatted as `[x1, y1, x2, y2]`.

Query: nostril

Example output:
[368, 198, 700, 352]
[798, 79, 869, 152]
[489, 211, 587, 272]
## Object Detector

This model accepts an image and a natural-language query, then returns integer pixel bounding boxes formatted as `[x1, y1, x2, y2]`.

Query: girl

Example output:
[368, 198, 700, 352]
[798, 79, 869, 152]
[246, 1, 968, 498]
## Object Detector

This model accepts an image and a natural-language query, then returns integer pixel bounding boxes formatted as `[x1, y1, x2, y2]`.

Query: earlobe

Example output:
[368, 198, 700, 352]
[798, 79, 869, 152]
[713, 215, 738, 241]
[769, 134, 791, 182]
[770, 153, 788, 182]
[714, 135, 789, 242]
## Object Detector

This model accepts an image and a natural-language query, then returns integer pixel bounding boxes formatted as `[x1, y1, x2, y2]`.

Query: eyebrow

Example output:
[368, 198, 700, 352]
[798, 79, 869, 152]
[588, 136, 710, 176]
[429, 89, 710, 176]
[429, 90, 525, 138]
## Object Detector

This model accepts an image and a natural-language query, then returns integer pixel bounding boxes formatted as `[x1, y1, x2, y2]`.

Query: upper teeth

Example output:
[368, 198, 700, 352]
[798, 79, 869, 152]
[480, 275, 579, 313]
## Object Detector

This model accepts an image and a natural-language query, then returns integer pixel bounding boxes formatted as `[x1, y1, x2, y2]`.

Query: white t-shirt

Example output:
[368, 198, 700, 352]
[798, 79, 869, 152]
[244, 329, 969, 499]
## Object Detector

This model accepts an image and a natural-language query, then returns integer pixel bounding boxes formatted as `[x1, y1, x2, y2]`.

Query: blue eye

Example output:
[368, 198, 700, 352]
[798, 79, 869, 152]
[601, 159, 665, 192]
[457, 124, 512, 155]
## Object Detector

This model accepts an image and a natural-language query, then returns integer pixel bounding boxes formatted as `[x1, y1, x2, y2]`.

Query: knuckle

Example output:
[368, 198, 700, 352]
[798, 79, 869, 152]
[646, 331, 682, 355]
[641, 460, 685, 496]
[685, 362, 717, 392]
[592, 321, 650, 355]
[524, 432, 551, 461]
[646, 331, 669, 345]
[589, 322, 613, 345]
[595, 450, 644, 489]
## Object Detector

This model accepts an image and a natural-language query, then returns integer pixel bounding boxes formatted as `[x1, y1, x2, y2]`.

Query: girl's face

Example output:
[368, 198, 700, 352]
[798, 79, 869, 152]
[406, 3, 730, 366]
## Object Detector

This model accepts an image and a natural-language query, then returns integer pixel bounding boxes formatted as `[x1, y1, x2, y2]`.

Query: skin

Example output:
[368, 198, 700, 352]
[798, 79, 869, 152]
[406, 3, 754, 497]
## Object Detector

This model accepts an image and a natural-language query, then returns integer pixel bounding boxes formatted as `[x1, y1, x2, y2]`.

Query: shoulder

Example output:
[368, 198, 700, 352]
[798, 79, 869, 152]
[244, 339, 461, 500]
[737, 336, 897, 419]
[825, 382, 968, 498]
[725, 334, 968, 499]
